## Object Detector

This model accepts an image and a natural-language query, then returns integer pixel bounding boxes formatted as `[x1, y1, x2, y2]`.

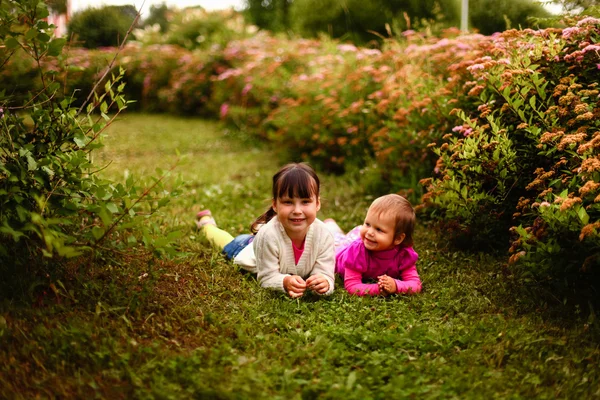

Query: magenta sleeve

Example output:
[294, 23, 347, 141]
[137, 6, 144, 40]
[344, 267, 380, 296]
[393, 263, 422, 294]
[393, 248, 422, 294]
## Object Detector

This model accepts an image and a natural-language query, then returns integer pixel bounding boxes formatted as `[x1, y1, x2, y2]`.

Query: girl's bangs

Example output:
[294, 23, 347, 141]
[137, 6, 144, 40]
[277, 169, 318, 199]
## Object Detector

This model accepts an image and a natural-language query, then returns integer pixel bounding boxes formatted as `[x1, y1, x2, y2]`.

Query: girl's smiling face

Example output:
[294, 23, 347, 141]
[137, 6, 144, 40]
[272, 194, 320, 241]
[359, 208, 405, 251]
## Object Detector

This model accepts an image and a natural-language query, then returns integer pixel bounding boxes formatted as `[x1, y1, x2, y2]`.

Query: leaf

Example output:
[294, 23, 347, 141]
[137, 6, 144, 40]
[157, 197, 170, 208]
[25, 29, 38, 40]
[166, 230, 183, 241]
[36, 2, 50, 18]
[92, 226, 105, 240]
[47, 38, 66, 57]
[73, 132, 89, 148]
[97, 207, 112, 226]
[26, 154, 38, 171]
[106, 202, 119, 214]
[38, 33, 51, 43]
[5, 37, 19, 50]
[578, 206, 589, 225]
[345, 371, 357, 390]
[529, 96, 536, 110]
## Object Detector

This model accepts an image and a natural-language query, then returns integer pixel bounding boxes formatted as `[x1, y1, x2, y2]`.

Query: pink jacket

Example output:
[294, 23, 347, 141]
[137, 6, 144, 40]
[335, 239, 421, 296]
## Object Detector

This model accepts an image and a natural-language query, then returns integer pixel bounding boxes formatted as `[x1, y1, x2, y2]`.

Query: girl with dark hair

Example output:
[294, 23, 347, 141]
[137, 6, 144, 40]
[196, 163, 335, 298]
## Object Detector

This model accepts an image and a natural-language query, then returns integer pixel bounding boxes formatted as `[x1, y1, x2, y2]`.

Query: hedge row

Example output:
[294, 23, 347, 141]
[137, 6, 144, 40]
[4, 18, 600, 284]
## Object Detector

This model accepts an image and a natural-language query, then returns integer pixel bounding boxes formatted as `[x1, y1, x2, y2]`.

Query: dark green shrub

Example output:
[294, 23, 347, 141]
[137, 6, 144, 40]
[0, 1, 179, 279]
[68, 5, 137, 48]
[289, 0, 459, 45]
[469, 0, 551, 35]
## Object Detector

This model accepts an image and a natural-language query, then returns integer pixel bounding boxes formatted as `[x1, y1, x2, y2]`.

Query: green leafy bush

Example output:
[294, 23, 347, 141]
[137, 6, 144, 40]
[469, 0, 551, 35]
[68, 5, 137, 48]
[0, 1, 179, 277]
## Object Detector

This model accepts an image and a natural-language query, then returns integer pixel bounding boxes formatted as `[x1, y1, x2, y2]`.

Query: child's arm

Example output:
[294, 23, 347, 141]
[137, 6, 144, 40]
[254, 231, 289, 292]
[344, 267, 381, 296]
[393, 263, 422, 294]
[387, 248, 421, 294]
[308, 229, 336, 295]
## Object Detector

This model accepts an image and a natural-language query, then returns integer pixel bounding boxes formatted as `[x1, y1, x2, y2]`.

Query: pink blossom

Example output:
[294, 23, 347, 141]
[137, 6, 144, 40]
[597, 64, 600, 69]
[467, 63, 485, 72]
[583, 44, 600, 53]
[464, 128, 473, 137]
[452, 125, 463, 132]
[220, 103, 229, 119]
[360, 49, 381, 57]
[577, 17, 600, 26]
[337, 44, 358, 52]
[216, 68, 241, 81]
[242, 83, 253, 96]
[402, 30, 416, 37]
[561, 27, 579, 39]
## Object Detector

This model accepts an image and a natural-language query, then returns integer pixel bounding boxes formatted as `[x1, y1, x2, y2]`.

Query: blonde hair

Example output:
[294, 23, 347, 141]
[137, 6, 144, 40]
[368, 194, 415, 247]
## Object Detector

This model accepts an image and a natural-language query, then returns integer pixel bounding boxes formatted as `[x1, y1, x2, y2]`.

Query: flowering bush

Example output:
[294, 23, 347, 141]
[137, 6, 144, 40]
[5, 7, 600, 283]
[420, 18, 600, 277]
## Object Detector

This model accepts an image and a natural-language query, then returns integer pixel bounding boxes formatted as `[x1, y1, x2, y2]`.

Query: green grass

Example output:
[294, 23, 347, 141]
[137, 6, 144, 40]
[1, 114, 599, 399]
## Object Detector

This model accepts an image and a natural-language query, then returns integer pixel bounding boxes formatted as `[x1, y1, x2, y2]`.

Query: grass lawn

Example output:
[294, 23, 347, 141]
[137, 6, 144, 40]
[1, 114, 599, 399]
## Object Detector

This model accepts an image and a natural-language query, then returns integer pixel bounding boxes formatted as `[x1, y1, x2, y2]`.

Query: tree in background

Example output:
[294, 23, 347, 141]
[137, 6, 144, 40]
[243, 0, 292, 32]
[469, 0, 550, 34]
[68, 5, 138, 48]
[289, 0, 459, 45]
[244, 0, 553, 44]
[551, 0, 600, 12]
[45, 0, 66, 14]
[142, 3, 170, 33]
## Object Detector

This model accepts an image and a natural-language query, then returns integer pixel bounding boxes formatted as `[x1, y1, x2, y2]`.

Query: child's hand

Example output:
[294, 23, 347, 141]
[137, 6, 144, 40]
[306, 274, 330, 294]
[283, 275, 307, 298]
[378, 275, 397, 296]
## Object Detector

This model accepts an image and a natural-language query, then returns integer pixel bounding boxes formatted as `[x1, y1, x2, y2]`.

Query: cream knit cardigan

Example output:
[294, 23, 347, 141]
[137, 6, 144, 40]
[234, 217, 335, 295]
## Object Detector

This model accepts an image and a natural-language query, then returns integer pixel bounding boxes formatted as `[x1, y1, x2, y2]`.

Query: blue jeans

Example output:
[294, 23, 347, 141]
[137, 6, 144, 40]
[222, 234, 254, 260]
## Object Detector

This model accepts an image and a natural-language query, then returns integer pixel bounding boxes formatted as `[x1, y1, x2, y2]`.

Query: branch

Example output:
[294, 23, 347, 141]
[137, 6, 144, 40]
[76, 6, 143, 116]
[93, 159, 179, 246]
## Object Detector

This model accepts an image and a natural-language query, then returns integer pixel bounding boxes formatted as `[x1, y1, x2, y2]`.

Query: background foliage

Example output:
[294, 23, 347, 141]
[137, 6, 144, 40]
[2, 2, 600, 396]
[5, 6, 600, 291]
[68, 5, 139, 48]
[245, 0, 550, 43]
[0, 0, 178, 293]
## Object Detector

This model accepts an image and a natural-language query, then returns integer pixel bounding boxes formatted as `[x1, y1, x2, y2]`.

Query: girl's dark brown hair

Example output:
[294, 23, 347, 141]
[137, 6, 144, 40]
[250, 163, 320, 234]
